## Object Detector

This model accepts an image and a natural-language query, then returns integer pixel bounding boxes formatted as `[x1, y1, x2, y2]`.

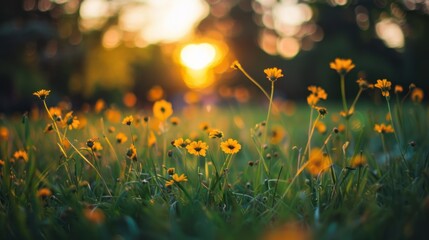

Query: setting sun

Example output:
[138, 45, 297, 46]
[180, 43, 217, 70]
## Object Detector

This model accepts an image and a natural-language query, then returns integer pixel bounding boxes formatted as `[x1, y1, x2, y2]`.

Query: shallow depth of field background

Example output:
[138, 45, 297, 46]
[1, 0, 429, 111]
[1, 1, 429, 240]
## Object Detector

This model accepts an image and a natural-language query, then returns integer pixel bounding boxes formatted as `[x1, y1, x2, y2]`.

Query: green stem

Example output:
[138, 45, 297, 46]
[236, 64, 270, 101]
[340, 74, 348, 113]
[386, 97, 406, 161]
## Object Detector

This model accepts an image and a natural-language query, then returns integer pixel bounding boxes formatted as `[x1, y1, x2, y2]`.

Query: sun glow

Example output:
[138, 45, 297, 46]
[180, 43, 217, 70]
[178, 41, 226, 89]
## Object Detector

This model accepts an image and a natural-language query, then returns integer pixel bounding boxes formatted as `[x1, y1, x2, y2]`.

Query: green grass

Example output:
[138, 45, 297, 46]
[1, 95, 428, 240]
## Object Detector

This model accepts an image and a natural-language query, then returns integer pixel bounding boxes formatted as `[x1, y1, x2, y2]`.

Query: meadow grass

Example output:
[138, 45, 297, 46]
[1, 60, 428, 240]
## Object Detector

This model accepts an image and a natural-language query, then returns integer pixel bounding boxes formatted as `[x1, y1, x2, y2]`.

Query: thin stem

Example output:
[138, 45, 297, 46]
[236, 64, 270, 100]
[340, 74, 348, 113]
[301, 114, 321, 163]
[386, 97, 406, 161]
[349, 88, 363, 112]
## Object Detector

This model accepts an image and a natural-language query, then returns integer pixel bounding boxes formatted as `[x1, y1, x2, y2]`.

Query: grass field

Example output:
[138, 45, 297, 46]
[1, 60, 428, 240]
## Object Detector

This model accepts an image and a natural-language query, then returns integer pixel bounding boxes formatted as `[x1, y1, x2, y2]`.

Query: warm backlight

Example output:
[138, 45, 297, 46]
[180, 43, 216, 70]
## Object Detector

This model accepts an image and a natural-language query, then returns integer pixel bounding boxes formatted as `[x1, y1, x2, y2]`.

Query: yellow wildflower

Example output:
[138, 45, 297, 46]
[167, 168, 175, 175]
[186, 141, 209, 157]
[49, 107, 62, 121]
[394, 85, 403, 94]
[94, 99, 105, 113]
[171, 138, 191, 148]
[270, 125, 285, 145]
[374, 123, 394, 134]
[63, 111, 80, 130]
[209, 129, 224, 139]
[105, 108, 122, 123]
[13, 150, 29, 162]
[170, 117, 180, 126]
[33, 89, 51, 100]
[153, 100, 173, 121]
[306, 148, 331, 176]
[374, 79, 392, 97]
[37, 188, 52, 198]
[122, 115, 134, 126]
[199, 122, 210, 132]
[148, 131, 157, 147]
[351, 155, 367, 168]
[116, 132, 128, 144]
[126, 144, 137, 161]
[315, 121, 327, 134]
[123, 92, 137, 108]
[147, 85, 164, 102]
[0, 127, 9, 141]
[330, 58, 355, 74]
[264, 67, 284, 81]
[87, 139, 103, 152]
[230, 60, 241, 70]
[356, 78, 370, 90]
[165, 173, 188, 187]
[307, 86, 327, 106]
[83, 208, 105, 224]
[411, 88, 424, 103]
[221, 138, 242, 154]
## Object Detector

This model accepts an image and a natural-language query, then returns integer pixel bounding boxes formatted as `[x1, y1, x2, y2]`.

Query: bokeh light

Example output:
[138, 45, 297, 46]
[253, 0, 318, 59]
[376, 18, 405, 49]
[180, 43, 216, 70]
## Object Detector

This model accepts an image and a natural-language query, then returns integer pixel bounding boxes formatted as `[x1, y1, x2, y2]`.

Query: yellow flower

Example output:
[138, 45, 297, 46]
[165, 173, 188, 187]
[394, 85, 403, 94]
[172, 137, 191, 148]
[116, 132, 128, 143]
[37, 188, 52, 198]
[351, 155, 367, 168]
[148, 131, 157, 147]
[221, 138, 242, 154]
[153, 100, 173, 121]
[147, 85, 164, 102]
[209, 129, 224, 139]
[374, 79, 392, 97]
[270, 125, 285, 145]
[122, 115, 134, 125]
[126, 144, 137, 161]
[105, 108, 122, 123]
[314, 106, 328, 118]
[374, 123, 394, 134]
[306, 94, 319, 106]
[186, 140, 209, 157]
[199, 122, 210, 131]
[83, 208, 105, 224]
[307, 86, 327, 106]
[165, 179, 175, 187]
[315, 121, 327, 134]
[230, 60, 241, 70]
[0, 127, 9, 141]
[264, 67, 284, 81]
[63, 111, 80, 130]
[93, 142, 103, 151]
[13, 150, 29, 162]
[33, 89, 51, 100]
[49, 107, 62, 121]
[329, 58, 355, 74]
[356, 78, 370, 90]
[170, 117, 180, 126]
[62, 138, 71, 150]
[411, 88, 424, 103]
[94, 99, 105, 113]
[306, 148, 331, 176]
[167, 168, 175, 175]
